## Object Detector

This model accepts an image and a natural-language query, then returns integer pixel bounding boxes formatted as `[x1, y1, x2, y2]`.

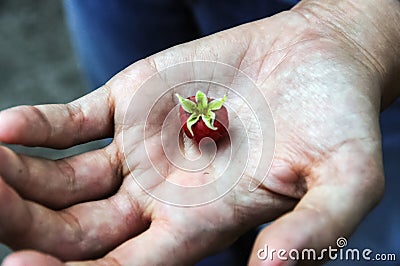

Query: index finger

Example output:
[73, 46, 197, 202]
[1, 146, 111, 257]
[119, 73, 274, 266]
[0, 86, 113, 149]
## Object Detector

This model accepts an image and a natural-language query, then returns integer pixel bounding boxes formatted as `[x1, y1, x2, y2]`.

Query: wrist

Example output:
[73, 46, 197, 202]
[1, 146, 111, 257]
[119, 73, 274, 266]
[293, 0, 400, 108]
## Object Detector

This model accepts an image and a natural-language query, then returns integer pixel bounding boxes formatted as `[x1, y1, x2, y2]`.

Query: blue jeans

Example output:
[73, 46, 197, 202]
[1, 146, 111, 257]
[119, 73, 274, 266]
[63, 0, 298, 90]
[63, 1, 400, 265]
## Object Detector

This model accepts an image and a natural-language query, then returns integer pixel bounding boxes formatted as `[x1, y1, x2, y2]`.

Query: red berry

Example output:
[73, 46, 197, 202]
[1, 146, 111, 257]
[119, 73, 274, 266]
[176, 91, 229, 143]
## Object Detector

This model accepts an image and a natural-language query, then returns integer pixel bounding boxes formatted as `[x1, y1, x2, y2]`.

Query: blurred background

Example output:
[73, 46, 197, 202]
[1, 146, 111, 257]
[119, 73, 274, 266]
[1, 0, 399, 265]
[0, 0, 104, 262]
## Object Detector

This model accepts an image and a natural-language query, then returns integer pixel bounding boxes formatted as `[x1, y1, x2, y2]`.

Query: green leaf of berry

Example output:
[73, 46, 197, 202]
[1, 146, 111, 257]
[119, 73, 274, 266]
[195, 90, 208, 113]
[208, 95, 227, 111]
[176, 94, 197, 113]
[186, 113, 200, 136]
[176, 91, 227, 137]
[201, 113, 217, 130]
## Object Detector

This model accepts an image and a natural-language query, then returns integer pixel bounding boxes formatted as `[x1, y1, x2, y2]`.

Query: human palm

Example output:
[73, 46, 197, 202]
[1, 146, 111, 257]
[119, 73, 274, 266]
[0, 7, 386, 266]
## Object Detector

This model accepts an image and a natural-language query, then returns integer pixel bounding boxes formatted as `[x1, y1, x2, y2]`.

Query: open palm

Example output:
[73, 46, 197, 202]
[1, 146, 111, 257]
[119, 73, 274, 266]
[0, 5, 388, 266]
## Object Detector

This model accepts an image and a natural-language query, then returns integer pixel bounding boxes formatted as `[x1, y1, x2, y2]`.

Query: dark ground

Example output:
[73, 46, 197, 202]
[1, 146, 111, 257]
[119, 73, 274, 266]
[1, 1, 399, 265]
[0, 0, 104, 261]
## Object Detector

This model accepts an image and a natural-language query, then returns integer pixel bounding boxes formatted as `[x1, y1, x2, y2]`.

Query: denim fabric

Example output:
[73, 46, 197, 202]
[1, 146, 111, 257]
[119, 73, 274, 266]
[63, 1, 399, 265]
[63, 0, 298, 90]
[63, 0, 201, 89]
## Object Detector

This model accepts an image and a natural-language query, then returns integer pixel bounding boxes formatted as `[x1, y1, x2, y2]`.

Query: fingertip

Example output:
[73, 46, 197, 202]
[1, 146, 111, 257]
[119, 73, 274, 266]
[0, 108, 16, 143]
[1, 254, 19, 266]
[1, 253, 29, 266]
[2, 251, 64, 266]
[0, 106, 37, 145]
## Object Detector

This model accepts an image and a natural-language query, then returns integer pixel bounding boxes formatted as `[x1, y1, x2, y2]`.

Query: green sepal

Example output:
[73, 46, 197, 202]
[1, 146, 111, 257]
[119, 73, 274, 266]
[176, 91, 227, 136]
[186, 113, 200, 136]
[208, 95, 227, 111]
[176, 93, 197, 113]
[195, 91, 208, 113]
[201, 112, 217, 131]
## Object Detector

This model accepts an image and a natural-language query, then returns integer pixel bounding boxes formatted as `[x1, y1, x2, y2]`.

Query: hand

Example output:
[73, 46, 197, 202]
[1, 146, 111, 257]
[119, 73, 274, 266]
[1, 0, 399, 265]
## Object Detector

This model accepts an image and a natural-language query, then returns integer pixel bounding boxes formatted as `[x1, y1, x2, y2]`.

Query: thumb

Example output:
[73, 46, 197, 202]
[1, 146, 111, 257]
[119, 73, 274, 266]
[249, 142, 384, 265]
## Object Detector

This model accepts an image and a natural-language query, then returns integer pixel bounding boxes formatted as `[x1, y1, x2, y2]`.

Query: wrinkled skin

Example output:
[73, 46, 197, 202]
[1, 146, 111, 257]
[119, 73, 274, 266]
[0, 1, 398, 265]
